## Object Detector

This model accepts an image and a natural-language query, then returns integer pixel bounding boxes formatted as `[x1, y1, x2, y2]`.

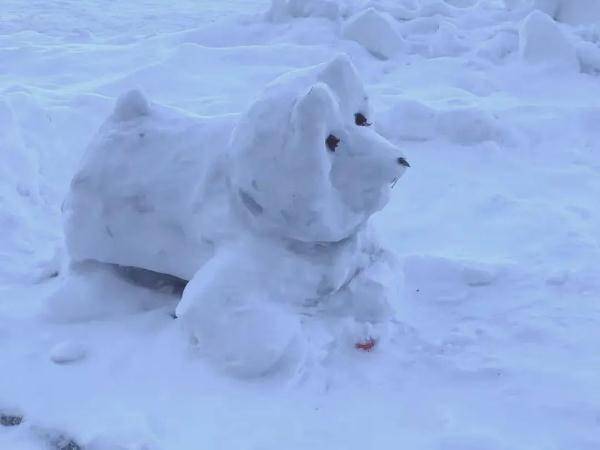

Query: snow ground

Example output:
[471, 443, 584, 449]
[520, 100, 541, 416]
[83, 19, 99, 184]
[2, 0, 600, 448]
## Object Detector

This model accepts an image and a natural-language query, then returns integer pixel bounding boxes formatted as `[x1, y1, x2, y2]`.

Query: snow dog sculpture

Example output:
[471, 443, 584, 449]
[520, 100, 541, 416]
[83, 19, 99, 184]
[63, 55, 410, 376]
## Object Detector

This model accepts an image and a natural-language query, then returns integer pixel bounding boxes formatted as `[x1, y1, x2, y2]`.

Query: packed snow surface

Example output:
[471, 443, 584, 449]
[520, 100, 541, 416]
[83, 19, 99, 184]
[2, 0, 600, 449]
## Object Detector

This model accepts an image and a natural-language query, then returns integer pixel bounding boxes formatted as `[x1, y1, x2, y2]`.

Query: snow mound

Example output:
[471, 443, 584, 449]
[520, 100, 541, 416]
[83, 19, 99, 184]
[43, 262, 177, 323]
[429, 21, 467, 57]
[476, 30, 519, 63]
[519, 10, 577, 68]
[378, 100, 505, 145]
[436, 107, 503, 145]
[342, 8, 405, 59]
[577, 41, 600, 74]
[49, 341, 87, 365]
[377, 100, 438, 141]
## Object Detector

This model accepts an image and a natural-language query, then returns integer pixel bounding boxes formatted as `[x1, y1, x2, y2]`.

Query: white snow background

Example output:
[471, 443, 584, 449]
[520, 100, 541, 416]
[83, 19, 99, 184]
[2, 0, 600, 448]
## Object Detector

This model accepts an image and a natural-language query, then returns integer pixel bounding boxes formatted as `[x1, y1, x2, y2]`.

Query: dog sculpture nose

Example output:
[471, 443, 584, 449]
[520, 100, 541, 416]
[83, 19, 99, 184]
[397, 157, 410, 167]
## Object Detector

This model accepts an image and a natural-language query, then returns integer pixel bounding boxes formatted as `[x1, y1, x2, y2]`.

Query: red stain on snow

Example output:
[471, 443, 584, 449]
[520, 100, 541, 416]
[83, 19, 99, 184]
[355, 337, 377, 352]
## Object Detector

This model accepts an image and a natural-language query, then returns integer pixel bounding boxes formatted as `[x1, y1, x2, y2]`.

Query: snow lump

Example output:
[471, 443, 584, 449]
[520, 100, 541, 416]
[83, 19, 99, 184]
[519, 10, 577, 68]
[342, 8, 405, 59]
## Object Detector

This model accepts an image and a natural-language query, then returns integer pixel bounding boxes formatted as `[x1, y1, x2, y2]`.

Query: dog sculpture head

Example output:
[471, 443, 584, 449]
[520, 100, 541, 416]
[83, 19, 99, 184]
[230, 55, 409, 243]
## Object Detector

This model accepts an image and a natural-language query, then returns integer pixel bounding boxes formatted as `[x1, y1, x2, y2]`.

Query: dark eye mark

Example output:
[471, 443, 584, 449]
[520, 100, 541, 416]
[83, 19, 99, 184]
[326, 134, 340, 152]
[354, 112, 371, 127]
[397, 157, 411, 167]
[239, 189, 264, 216]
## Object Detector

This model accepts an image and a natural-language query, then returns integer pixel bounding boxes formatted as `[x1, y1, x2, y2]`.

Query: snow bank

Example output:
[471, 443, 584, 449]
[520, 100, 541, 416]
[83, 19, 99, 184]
[342, 8, 405, 59]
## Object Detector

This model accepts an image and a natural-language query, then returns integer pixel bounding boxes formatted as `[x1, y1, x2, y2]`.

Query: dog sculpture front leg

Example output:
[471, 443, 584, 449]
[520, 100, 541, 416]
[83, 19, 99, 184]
[176, 242, 306, 377]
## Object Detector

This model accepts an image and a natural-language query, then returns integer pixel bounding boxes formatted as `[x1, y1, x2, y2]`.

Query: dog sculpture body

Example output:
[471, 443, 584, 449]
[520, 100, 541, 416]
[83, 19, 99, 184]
[63, 56, 409, 376]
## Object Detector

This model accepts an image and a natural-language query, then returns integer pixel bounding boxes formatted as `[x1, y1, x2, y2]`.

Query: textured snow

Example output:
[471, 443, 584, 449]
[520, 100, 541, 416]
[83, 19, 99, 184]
[2, 0, 600, 448]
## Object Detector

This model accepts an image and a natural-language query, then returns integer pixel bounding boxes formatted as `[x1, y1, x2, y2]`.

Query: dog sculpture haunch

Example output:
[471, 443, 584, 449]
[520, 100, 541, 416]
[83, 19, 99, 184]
[64, 55, 409, 376]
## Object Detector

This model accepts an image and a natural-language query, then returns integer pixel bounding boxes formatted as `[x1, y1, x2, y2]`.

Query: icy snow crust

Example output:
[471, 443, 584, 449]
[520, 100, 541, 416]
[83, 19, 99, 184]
[3, 0, 600, 448]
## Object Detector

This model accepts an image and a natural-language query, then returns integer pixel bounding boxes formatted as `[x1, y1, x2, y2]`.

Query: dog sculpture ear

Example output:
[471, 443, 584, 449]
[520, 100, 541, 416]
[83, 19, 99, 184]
[289, 82, 341, 154]
[316, 55, 368, 120]
[285, 83, 344, 201]
[112, 89, 150, 122]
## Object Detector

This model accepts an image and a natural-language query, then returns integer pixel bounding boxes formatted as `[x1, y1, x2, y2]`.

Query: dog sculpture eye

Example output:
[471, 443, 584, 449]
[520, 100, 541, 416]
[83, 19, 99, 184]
[354, 113, 371, 127]
[326, 134, 340, 152]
